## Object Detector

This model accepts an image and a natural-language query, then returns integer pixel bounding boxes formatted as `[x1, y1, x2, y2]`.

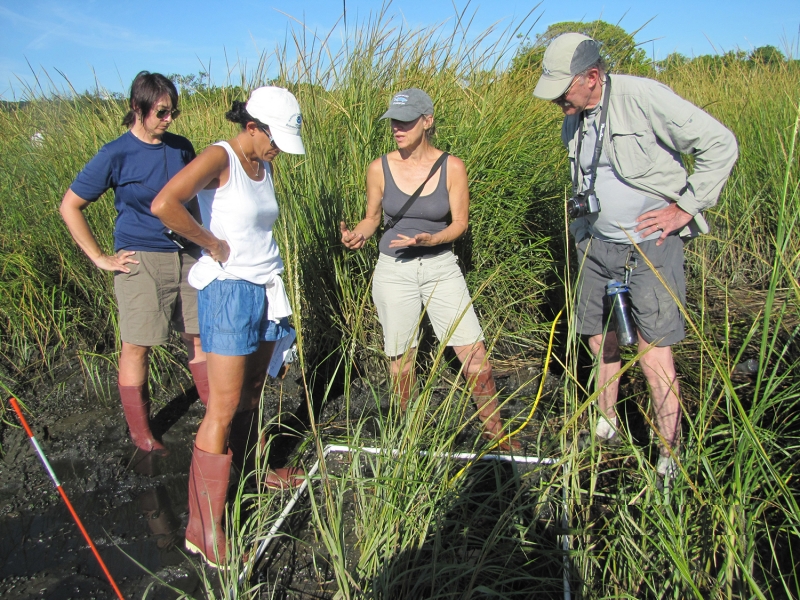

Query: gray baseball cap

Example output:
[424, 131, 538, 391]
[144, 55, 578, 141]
[533, 33, 602, 100]
[379, 88, 434, 121]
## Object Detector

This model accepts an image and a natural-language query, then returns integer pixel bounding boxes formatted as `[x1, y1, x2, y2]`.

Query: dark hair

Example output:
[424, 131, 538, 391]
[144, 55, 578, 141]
[225, 100, 262, 129]
[122, 71, 179, 127]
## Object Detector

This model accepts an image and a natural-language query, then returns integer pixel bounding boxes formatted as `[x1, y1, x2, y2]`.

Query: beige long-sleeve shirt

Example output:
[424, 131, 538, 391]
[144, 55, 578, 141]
[562, 74, 738, 238]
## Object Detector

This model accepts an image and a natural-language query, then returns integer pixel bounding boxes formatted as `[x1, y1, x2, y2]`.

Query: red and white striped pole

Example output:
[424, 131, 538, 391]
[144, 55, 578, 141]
[8, 397, 126, 600]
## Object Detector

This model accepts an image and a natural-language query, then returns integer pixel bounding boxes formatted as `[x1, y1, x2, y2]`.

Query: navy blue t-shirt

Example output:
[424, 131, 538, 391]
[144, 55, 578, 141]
[70, 130, 196, 252]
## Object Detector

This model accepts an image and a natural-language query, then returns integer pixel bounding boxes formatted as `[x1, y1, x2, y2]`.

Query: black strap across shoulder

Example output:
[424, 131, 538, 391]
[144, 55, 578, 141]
[385, 152, 449, 230]
[572, 75, 612, 197]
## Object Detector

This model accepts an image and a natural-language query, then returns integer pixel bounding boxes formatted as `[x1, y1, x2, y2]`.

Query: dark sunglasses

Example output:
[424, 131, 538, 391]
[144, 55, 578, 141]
[155, 107, 181, 120]
[258, 125, 276, 148]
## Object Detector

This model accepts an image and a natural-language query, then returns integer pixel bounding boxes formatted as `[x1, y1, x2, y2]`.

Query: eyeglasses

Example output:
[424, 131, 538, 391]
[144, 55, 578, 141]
[553, 76, 581, 106]
[155, 107, 181, 120]
[258, 125, 276, 149]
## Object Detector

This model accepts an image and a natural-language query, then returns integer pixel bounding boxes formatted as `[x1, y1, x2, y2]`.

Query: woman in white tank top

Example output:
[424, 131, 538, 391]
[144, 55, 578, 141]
[152, 86, 305, 569]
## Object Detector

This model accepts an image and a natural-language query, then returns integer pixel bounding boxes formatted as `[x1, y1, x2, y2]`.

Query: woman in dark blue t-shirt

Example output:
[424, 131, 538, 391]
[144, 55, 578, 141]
[60, 71, 208, 455]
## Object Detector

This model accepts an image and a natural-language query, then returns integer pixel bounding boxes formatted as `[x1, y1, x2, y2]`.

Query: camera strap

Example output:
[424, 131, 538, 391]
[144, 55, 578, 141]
[572, 75, 612, 197]
[385, 152, 449, 230]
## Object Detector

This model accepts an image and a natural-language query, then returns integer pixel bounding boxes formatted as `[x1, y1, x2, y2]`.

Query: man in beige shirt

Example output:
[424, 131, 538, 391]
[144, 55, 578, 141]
[534, 33, 737, 486]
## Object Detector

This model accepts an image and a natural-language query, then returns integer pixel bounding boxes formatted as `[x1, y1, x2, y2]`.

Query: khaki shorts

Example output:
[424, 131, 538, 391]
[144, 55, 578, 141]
[575, 235, 686, 347]
[114, 250, 199, 346]
[372, 251, 484, 357]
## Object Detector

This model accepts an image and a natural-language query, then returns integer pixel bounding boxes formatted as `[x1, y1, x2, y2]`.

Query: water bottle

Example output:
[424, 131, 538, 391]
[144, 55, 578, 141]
[606, 279, 637, 346]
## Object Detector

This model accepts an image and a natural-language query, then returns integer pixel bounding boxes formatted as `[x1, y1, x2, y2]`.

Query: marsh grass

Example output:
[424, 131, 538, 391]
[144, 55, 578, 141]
[2, 7, 800, 600]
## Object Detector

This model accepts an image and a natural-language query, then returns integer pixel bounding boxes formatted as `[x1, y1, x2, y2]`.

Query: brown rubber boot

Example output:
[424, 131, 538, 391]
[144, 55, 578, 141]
[393, 370, 416, 412]
[118, 384, 168, 454]
[188, 361, 210, 407]
[468, 367, 521, 452]
[185, 446, 233, 569]
[228, 409, 305, 489]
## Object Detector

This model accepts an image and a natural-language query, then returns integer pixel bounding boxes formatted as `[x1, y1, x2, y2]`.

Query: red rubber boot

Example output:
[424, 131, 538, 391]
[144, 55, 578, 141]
[188, 361, 210, 407]
[184, 446, 233, 569]
[118, 384, 168, 454]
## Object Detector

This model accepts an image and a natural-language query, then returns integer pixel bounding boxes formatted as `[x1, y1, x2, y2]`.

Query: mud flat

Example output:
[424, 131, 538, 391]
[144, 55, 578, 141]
[0, 359, 560, 599]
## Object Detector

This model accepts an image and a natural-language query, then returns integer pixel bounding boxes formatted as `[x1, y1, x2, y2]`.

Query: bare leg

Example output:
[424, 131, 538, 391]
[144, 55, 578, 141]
[195, 342, 275, 454]
[637, 334, 681, 453]
[588, 332, 621, 424]
[119, 342, 150, 386]
[454, 342, 520, 451]
[389, 348, 417, 411]
[238, 341, 276, 412]
[195, 353, 247, 454]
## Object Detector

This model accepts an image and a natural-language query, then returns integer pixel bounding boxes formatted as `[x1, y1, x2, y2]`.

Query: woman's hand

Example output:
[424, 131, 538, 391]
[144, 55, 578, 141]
[94, 250, 140, 273]
[340, 221, 366, 250]
[207, 238, 231, 263]
[388, 233, 433, 248]
[60, 189, 142, 273]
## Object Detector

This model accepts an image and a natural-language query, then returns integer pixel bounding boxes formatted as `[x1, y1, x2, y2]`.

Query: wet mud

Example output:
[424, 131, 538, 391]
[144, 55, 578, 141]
[1, 363, 210, 599]
[0, 359, 559, 599]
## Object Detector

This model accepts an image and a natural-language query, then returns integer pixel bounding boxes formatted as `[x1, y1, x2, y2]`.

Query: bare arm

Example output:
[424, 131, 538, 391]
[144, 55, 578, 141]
[59, 189, 138, 273]
[340, 158, 385, 250]
[151, 145, 231, 262]
[388, 155, 469, 248]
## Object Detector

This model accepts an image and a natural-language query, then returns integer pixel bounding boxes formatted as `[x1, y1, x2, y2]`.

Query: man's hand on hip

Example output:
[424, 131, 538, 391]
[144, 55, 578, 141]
[635, 203, 694, 245]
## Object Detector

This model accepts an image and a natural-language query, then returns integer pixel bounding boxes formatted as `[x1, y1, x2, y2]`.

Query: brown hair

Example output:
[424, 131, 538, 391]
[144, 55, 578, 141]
[122, 71, 179, 128]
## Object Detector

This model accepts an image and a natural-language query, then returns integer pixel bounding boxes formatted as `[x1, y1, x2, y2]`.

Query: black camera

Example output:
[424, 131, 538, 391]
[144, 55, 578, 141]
[166, 230, 191, 249]
[567, 191, 601, 218]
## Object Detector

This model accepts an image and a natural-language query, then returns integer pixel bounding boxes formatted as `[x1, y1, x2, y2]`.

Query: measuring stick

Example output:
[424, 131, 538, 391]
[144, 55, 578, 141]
[8, 397, 126, 600]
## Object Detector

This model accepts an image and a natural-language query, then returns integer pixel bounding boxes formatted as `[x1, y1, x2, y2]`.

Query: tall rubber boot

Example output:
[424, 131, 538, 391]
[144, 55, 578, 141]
[185, 446, 233, 569]
[467, 367, 521, 452]
[188, 361, 210, 407]
[228, 409, 304, 489]
[392, 370, 416, 412]
[118, 384, 167, 454]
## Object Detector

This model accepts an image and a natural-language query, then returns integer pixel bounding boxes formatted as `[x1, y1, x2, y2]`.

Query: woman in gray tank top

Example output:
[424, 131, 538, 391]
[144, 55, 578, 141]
[341, 88, 520, 452]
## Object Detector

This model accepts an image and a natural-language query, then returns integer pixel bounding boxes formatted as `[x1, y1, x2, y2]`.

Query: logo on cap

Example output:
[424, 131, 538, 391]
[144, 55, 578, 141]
[286, 113, 302, 130]
[542, 66, 552, 76]
[392, 94, 409, 105]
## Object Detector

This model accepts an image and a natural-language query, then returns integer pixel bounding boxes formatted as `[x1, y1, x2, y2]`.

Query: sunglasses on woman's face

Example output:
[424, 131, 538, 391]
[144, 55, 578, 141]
[258, 125, 276, 148]
[155, 107, 181, 120]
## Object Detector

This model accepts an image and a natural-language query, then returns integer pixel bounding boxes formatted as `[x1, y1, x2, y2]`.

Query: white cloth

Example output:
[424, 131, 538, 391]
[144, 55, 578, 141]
[188, 141, 291, 321]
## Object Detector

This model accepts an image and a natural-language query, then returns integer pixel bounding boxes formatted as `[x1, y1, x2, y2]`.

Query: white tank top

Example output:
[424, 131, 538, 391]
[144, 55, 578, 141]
[188, 141, 291, 319]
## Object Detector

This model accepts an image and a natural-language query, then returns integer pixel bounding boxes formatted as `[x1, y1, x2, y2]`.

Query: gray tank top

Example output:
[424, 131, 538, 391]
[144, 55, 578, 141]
[379, 154, 452, 259]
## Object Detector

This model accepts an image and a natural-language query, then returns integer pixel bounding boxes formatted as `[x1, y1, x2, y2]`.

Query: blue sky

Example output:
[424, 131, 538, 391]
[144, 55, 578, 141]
[1, 0, 798, 99]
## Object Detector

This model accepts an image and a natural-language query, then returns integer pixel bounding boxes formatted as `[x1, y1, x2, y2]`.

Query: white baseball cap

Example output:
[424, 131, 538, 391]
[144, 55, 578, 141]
[533, 33, 602, 100]
[245, 86, 305, 155]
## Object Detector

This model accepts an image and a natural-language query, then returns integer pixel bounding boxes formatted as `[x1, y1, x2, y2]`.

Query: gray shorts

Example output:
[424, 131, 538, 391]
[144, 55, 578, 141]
[372, 251, 484, 357]
[575, 235, 686, 347]
[114, 249, 200, 346]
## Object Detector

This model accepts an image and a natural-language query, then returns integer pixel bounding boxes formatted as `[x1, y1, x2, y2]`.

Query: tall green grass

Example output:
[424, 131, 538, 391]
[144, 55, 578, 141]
[1, 9, 799, 599]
